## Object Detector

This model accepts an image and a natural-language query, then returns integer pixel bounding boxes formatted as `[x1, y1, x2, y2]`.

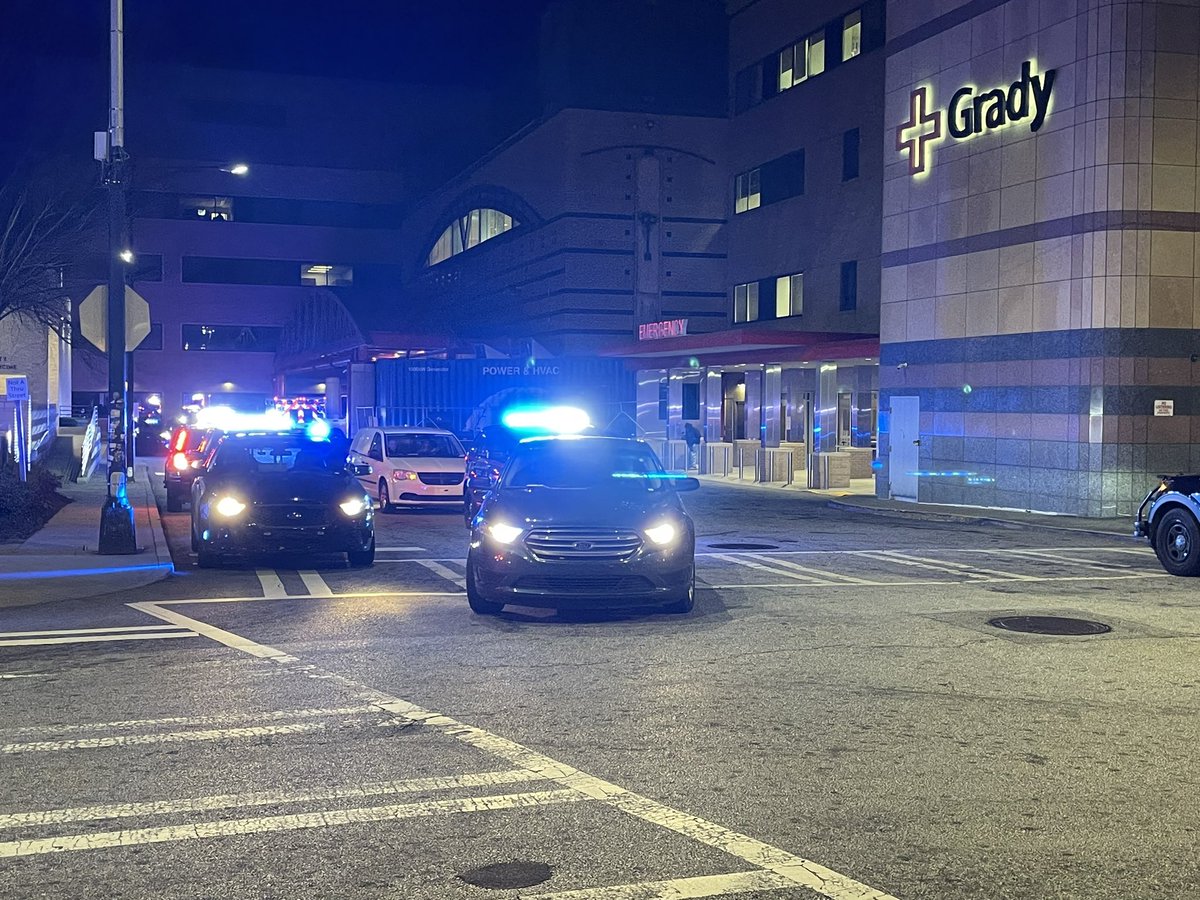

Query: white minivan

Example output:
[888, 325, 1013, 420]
[349, 427, 467, 510]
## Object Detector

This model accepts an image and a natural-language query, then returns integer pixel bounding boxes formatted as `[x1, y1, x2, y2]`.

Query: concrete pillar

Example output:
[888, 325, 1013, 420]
[744, 366, 764, 446]
[762, 364, 782, 447]
[815, 363, 838, 455]
[701, 367, 722, 444]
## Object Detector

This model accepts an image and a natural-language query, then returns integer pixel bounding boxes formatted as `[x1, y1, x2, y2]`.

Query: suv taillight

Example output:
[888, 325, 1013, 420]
[171, 428, 189, 452]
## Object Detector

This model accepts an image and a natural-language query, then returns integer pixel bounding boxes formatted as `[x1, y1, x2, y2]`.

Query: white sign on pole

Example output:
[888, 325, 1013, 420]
[1154, 399, 1174, 417]
[2, 376, 29, 401]
[78, 285, 152, 352]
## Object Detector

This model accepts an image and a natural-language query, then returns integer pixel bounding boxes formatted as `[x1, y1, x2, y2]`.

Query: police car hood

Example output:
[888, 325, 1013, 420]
[209, 471, 360, 505]
[486, 485, 683, 528]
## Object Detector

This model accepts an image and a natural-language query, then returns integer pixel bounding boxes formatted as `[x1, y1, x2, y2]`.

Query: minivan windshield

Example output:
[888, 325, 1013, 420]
[385, 433, 464, 458]
[504, 441, 668, 490]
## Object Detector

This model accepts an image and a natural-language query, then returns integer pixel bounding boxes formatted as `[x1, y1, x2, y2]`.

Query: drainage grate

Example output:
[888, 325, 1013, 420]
[708, 542, 779, 551]
[987, 615, 1111, 636]
[458, 861, 553, 890]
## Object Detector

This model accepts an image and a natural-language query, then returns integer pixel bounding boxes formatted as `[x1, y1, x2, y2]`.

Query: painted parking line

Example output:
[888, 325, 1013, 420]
[0, 769, 548, 828]
[872, 550, 1040, 581]
[126, 598, 900, 900]
[747, 554, 884, 585]
[709, 553, 830, 584]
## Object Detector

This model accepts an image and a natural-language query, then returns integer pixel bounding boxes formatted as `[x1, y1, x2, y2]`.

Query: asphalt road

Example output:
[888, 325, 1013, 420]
[0, 478, 1196, 899]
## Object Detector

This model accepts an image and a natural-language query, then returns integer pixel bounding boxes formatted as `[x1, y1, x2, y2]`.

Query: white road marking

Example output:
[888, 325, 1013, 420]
[255, 569, 288, 598]
[128, 600, 900, 900]
[298, 571, 333, 596]
[525, 869, 799, 899]
[0, 789, 587, 858]
[748, 554, 884, 585]
[4, 705, 376, 738]
[0, 769, 548, 828]
[997, 548, 1133, 569]
[710, 553, 829, 584]
[0, 631, 197, 648]
[874, 550, 1039, 581]
[375, 546, 427, 551]
[128, 601, 300, 663]
[854, 551, 988, 579]
[2, 722, 328, 754]
[414, 558, 465, 589]
[0, 624, 186, 639]
[0, 673, 48, 679]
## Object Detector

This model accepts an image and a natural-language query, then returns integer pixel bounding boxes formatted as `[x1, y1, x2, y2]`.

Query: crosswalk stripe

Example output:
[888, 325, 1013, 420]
[748, 554, 883, 585]
[854, 551, 988, 579]
[4, 705, 376, 738]
[2, 722, 328, 754]
[255, 569, 287, 598]
[414, 559, 466, 588]
[298, 571, 333, 596]
[710, 554, 830, 584]
[0, 789, 588, 858]
[0, 624, 186, 639]
[375, 546, 427, 551]
[998, 548, 1134, 570]
[874, 550, 1039, 581]
[0, 632, 197, 648]
[525, 869, 798, 900]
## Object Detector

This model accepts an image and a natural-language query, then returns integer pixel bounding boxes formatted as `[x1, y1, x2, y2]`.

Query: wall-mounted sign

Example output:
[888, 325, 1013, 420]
[638, 318, 688, 341]
[1154, 399, 1174, 417]
[897, 61, 1056, 177]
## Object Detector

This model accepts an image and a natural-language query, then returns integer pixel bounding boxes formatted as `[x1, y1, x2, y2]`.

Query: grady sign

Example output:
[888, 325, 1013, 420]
[897, 61, 1056, 177]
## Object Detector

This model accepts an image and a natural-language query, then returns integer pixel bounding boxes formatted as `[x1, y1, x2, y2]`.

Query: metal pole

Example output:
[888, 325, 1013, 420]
[98, 0, 137, 554]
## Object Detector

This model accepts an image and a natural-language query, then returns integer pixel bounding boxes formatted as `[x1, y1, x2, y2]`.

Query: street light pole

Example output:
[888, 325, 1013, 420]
[98, 0, 138, 554]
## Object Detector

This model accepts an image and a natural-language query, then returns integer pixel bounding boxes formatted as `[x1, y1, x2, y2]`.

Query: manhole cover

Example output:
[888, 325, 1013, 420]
[458, 861, 553, 890]
[987, 615, 1111, 636]
[708, 542, 779, 551]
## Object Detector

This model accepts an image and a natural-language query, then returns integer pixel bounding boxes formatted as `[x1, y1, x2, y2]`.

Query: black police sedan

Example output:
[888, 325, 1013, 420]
[190, 430, 375, 568]
[465, 435, 699, 615]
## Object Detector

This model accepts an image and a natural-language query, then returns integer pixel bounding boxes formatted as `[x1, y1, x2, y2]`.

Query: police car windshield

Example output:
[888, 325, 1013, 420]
[504, 442, 667, 490]
[212, 436, 339, 475]
[386, 433, 464, 459]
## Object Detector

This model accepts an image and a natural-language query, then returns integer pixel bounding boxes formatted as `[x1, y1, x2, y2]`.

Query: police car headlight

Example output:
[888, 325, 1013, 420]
[487, 522, 523, 544]
[644, 522, 678, 546]
[339, 497, 367, 517]
[214, 496, 246, 518]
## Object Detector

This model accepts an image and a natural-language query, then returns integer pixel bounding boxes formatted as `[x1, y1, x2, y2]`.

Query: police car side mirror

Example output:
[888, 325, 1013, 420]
[673, 476, 700, 492]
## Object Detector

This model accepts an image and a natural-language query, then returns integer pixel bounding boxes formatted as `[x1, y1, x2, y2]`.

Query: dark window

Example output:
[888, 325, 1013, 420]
[368, 434, 383, 462]
[658, 378, 669, 420]
[843, 129, 860, 181]
[131, 254, 163, 282]
[140, 323, 163, 351]
[840, 261, 858, 312]
[682, 383, 700, 420]
[182, 257, 300, 286]
[181, 324, 282, 352]
[761, 149, 805, 203]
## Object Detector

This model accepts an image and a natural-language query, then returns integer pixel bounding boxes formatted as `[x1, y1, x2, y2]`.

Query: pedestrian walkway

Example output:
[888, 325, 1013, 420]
[0, 464, 174, 609]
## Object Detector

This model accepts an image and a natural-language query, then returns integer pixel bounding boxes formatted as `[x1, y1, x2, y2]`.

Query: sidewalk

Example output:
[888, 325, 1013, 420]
[0, 464, 174, 609]
[694, 473, 1135, 539]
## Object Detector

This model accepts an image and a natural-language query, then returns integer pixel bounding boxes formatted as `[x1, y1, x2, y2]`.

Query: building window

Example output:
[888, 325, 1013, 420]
[181, 324, 282, 352]
[426, 207, 517, 267]
[843, 10, 862, 61]
[179, 196, 233, 221]
[734, 169, 761, 214]
[840, 261, 858, 311]
[761, 150, 804, 203]
[778, 30, 825, 92]
[182, 257, 299, 286]
[301, 264, 353, 286]
[842, 129, 860, 181]
[734, 282, 759, 323]
[775, 273, 803, 318]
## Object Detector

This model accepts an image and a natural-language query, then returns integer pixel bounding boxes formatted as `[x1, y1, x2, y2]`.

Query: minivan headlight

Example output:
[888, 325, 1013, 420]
[487, 522, 523, 544]
[214, 496, 246, 518]
[644, 522, 678, 546]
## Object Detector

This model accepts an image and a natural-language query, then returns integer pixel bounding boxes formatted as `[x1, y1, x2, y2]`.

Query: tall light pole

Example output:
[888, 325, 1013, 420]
[98, 0, 137, 553]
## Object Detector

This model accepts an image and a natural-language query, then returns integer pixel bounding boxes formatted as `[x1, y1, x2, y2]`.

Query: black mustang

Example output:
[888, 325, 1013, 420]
[190, 430, 375, 568]
[465, 435, 699, 615]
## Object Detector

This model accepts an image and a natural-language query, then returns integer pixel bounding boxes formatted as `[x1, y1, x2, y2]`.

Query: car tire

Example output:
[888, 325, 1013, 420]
[348, 537, 376, 568]
[167, 489, 184, 513]
[196, 546, 220, 569]
[378, 480, 392, 513]
[1155, 508, 1200, 576]
[466, 560, 503, 615]
[662, 564, 696, 614]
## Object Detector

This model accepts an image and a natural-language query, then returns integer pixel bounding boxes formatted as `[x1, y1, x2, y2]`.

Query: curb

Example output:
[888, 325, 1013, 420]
[825, 499, 1138, 541]
[134, 463, 175, 574]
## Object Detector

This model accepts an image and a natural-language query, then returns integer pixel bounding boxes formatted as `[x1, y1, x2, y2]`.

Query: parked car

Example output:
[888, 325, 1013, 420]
[133, 408, 169, 457]
[348, 427, 466, 511]
[1134, 474, 1200, 575]
[464, 434, 699, 616]
[190, 430, 374, 568]
[163, 425, 222, 512]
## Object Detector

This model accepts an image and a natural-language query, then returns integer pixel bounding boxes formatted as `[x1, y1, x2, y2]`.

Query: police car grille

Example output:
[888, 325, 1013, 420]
[524, 528, 641, 560]
[255, 504, 329, 526]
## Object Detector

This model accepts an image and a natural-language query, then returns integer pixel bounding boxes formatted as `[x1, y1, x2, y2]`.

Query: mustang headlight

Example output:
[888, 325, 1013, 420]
[214, 496, 246, 518]
[339, 497, 368, 517]
[487, 522, 523, 544]
[644, 521, 678, 546]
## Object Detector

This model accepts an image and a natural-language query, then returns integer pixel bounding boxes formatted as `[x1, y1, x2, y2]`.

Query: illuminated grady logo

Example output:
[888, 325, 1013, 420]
[897, 61, 1056, 177]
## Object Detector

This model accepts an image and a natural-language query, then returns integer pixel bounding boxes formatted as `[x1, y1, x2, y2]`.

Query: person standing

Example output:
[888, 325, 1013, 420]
[683, 421, 701, 470]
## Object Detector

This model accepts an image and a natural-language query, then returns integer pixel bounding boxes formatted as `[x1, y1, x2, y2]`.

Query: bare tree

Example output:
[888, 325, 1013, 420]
[0, 161, 102, 338]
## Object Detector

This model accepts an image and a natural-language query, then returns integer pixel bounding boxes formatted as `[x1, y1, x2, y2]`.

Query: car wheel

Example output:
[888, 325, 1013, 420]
[1155, 509, 1200, 576]
[196, 546, 220, 569]
[378, 480, 392, 513]
[466, 560, 503, 615]
[348, 537, 376, 568]
[662, 564, 696, 614]
[166, 489, 184, 513]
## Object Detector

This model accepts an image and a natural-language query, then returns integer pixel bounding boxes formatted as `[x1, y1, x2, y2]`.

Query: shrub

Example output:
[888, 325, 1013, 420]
[0, 463, 68, 541]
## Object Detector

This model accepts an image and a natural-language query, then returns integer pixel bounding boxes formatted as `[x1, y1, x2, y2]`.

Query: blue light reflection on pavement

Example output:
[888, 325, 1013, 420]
[0, 563, 175, 582]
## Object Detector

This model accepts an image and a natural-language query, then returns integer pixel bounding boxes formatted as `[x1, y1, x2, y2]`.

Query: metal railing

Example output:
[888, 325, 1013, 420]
[79, 407, 104, 482]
